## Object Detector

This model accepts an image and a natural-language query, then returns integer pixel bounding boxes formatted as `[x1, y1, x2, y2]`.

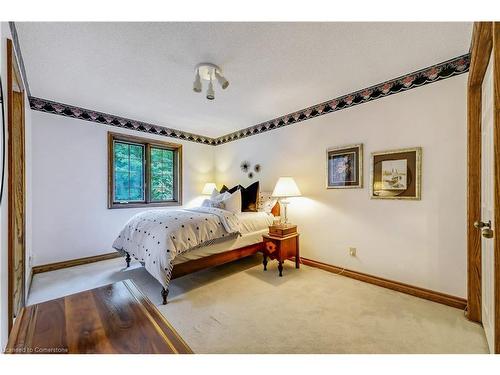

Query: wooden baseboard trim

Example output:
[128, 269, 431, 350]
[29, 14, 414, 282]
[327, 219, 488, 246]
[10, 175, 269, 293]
[300, 257, 467, 310]
[32, 252, 121, 274]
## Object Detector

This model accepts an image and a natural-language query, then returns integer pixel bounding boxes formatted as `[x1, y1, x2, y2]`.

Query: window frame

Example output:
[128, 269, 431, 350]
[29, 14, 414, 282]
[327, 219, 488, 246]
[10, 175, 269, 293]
[108, 132, 182, 209]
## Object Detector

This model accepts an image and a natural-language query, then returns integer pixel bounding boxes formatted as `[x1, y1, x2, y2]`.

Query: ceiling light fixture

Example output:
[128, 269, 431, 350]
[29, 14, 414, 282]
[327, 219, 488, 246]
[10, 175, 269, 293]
[193, 69, 202, 93]
[206, 78, 215, 100]
[193, 63, 229, 101]
[215, 70, 229, 90]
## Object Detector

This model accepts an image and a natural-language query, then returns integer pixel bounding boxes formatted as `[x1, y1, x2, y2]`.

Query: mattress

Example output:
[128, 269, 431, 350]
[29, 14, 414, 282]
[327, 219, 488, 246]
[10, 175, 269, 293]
[172, 212, 273, 265]
[237, 211, 274, 234]
[172, 228, 268, 265]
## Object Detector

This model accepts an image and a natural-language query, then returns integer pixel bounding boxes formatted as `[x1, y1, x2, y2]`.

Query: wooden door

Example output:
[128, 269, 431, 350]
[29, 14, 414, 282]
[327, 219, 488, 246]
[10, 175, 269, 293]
[467, 21, 500, 354]
[7, 39, 26, 333]
[480, 50, 495, 353]
[493, 22, 500, 356]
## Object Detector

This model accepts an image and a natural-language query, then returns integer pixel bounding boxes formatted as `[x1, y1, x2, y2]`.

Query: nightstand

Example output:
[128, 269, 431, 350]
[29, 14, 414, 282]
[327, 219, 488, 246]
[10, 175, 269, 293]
[262, 227, 300, 277]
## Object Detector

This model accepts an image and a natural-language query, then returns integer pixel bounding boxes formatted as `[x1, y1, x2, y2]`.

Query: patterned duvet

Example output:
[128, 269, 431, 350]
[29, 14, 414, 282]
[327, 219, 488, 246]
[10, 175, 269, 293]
[112, 207, 241, 289]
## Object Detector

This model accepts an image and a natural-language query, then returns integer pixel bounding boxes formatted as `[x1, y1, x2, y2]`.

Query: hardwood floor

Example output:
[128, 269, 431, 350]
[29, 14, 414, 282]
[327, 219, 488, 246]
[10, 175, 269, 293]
[5, 279, 192, 354]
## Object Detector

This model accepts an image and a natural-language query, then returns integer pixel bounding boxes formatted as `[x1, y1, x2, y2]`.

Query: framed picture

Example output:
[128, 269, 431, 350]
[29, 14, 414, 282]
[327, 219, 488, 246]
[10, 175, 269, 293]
[326, 144, 363, 189]
[370, 147, 422, 200]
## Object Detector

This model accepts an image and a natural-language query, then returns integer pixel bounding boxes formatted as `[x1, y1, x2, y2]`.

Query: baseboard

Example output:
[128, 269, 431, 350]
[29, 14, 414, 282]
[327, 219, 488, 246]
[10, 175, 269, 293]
[32, 252, 121, 274]
[31, 253, 466, 309]
[300, 257, 467, 310]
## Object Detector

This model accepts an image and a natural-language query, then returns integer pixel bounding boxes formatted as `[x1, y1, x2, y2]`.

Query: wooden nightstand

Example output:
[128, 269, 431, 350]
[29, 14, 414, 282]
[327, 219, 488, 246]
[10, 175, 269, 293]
[262, 229, 300, 277]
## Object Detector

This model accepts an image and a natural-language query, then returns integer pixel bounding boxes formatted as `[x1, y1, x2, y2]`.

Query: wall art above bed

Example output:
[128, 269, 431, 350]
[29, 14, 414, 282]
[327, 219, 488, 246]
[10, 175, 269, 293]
[326, 144, 363, 189]
[239, 160, 262, 179]
[370, 147, 422, 200]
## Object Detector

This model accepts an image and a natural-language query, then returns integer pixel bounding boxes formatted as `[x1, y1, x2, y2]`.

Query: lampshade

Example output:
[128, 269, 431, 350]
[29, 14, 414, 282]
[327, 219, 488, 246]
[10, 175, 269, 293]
[272, 177, 301, 197]
[202, 182, 217, 195]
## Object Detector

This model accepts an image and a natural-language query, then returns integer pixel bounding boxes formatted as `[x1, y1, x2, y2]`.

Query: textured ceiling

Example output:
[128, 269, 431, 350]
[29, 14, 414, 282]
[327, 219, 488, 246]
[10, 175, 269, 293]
[16, 22, 472, 137]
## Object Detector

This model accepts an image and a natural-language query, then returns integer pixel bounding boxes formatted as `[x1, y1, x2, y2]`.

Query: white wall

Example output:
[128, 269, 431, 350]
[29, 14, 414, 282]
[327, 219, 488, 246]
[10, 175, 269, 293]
[0, 22, 33, 350]
[29, 69, 468, 299]
[215, 74, 468, 297]
[31, 111, 215, 265]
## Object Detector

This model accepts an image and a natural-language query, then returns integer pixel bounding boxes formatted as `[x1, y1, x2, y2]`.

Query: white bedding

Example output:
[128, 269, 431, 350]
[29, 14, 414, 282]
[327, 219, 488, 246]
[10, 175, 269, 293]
[112, 208, 273, 290]
[112, 207, 240, 289]
[173, 228, 268, 264]
[237, 211, 274, 234]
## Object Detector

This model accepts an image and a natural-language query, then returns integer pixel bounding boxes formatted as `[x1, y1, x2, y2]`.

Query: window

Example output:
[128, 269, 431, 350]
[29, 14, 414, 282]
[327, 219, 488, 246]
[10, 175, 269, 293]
[108, 132, 182, 208]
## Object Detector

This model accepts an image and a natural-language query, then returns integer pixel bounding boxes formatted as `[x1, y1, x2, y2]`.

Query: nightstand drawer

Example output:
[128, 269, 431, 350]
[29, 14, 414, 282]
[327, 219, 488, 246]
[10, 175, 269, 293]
[263, 236, 296, 259]
[264, 239, 279, 255]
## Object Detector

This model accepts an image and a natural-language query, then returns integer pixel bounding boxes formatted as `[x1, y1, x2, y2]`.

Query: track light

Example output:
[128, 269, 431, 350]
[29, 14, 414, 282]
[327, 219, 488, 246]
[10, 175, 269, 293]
[193, 69, 202, 93]
[193, 63, 229, 101]
[206, 78, 215, 100]
[215, 71, 229, 90]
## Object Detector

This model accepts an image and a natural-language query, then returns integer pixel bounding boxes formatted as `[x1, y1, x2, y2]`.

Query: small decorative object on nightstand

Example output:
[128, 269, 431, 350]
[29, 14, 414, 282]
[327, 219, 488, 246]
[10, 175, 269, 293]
[262, 224, 300, 277]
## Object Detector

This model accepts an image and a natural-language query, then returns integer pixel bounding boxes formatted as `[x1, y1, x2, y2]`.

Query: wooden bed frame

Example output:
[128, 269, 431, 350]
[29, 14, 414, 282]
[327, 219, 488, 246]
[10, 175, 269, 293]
[124, 202, 280, 304]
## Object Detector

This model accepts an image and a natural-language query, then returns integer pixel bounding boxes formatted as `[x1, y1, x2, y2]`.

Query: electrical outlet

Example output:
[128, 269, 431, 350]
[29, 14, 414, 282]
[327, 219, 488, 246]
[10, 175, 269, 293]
[349, 247, 357, 257]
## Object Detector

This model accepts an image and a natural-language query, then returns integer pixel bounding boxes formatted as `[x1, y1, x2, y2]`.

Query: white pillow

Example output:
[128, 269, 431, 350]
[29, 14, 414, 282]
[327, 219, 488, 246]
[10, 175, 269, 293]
[212, 191, 230, 203]
[222, 189, 242, 214]
[202, 191, 231, 208]
[210, 188, 220, 200]
[258, 191, 278, 214]
[201, 198, 212, 207]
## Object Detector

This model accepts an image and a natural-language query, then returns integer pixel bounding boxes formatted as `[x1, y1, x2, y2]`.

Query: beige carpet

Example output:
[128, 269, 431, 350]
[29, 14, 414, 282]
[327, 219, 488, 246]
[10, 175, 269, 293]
[29, 255, 488, 354]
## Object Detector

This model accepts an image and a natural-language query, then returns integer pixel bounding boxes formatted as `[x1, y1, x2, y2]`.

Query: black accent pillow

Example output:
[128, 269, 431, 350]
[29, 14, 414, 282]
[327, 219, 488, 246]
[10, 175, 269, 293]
[220, 184, 241, 194]
[220, 182, 260, 212]
[241, 181, 259, 212]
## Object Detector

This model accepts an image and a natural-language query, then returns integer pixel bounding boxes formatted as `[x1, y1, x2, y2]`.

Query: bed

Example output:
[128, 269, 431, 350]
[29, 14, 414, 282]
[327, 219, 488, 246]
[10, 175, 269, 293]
[113, 201, 279, 304]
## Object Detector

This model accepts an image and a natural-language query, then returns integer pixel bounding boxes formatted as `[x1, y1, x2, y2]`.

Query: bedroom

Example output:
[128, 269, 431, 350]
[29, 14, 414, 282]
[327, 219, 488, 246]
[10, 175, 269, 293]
[1, 0, 500, 371]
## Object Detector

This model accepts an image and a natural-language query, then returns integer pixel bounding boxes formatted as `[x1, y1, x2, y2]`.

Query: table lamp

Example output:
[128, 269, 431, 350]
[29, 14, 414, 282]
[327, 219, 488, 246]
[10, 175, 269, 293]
[272, 177, 301, 224]
[201, 182, 217, 195]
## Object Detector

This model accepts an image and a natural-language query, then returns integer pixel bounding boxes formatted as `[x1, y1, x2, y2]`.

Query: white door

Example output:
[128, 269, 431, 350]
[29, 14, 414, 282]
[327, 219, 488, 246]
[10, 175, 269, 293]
[480, 51, 495, 353]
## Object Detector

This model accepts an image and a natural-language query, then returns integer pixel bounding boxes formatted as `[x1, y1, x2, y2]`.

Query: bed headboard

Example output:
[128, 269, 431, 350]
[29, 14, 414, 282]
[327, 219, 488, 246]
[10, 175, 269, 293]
[271, 201, 280, 217]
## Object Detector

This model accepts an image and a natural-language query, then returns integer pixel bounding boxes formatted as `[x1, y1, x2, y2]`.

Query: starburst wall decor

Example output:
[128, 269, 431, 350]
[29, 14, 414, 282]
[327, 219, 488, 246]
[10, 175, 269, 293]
[240, 161, 262, 178]
[240, 161, 250, 172]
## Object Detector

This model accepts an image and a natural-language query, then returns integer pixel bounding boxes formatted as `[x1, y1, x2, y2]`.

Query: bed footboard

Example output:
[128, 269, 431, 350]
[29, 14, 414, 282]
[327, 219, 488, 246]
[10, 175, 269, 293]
[159, 242, 264, 304]
[154, 242, 265, 305]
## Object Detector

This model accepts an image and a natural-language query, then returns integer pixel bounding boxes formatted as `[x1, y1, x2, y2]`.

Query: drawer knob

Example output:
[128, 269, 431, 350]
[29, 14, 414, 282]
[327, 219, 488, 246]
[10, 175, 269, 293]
[265, 241, 277, 253]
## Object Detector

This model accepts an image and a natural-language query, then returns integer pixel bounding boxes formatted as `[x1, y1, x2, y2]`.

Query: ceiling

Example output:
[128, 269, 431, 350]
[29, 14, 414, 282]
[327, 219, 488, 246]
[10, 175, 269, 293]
[16, 22, 472, 138]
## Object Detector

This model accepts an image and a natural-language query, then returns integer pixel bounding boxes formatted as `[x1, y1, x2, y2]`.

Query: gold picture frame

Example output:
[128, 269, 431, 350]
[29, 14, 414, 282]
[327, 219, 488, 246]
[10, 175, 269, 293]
[326, 144, 363, 189]
[370, 147, 422, 200]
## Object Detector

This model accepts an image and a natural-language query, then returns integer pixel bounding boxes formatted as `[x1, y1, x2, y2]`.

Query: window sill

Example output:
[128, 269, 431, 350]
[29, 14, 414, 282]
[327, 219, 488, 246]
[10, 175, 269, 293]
[108, 201, 182, 209]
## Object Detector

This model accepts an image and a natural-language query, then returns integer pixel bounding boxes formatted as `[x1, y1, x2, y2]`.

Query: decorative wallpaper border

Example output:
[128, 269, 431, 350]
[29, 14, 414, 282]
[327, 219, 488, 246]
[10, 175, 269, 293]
[214, 54, 470, 145]
[29, 97, 217, 145]
[28, 53, 469, 146]
[12, 20, 470, 146]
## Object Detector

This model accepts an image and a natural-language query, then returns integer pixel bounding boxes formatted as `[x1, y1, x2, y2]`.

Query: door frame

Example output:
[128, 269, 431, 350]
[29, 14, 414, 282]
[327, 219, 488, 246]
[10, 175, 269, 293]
[7, 38, 26, 334]
[467, 21, 500, 354]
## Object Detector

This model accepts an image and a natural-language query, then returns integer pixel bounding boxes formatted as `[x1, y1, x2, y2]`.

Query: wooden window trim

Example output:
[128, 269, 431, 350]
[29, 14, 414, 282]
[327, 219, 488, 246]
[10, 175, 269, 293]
[108, 132, 183, 209]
